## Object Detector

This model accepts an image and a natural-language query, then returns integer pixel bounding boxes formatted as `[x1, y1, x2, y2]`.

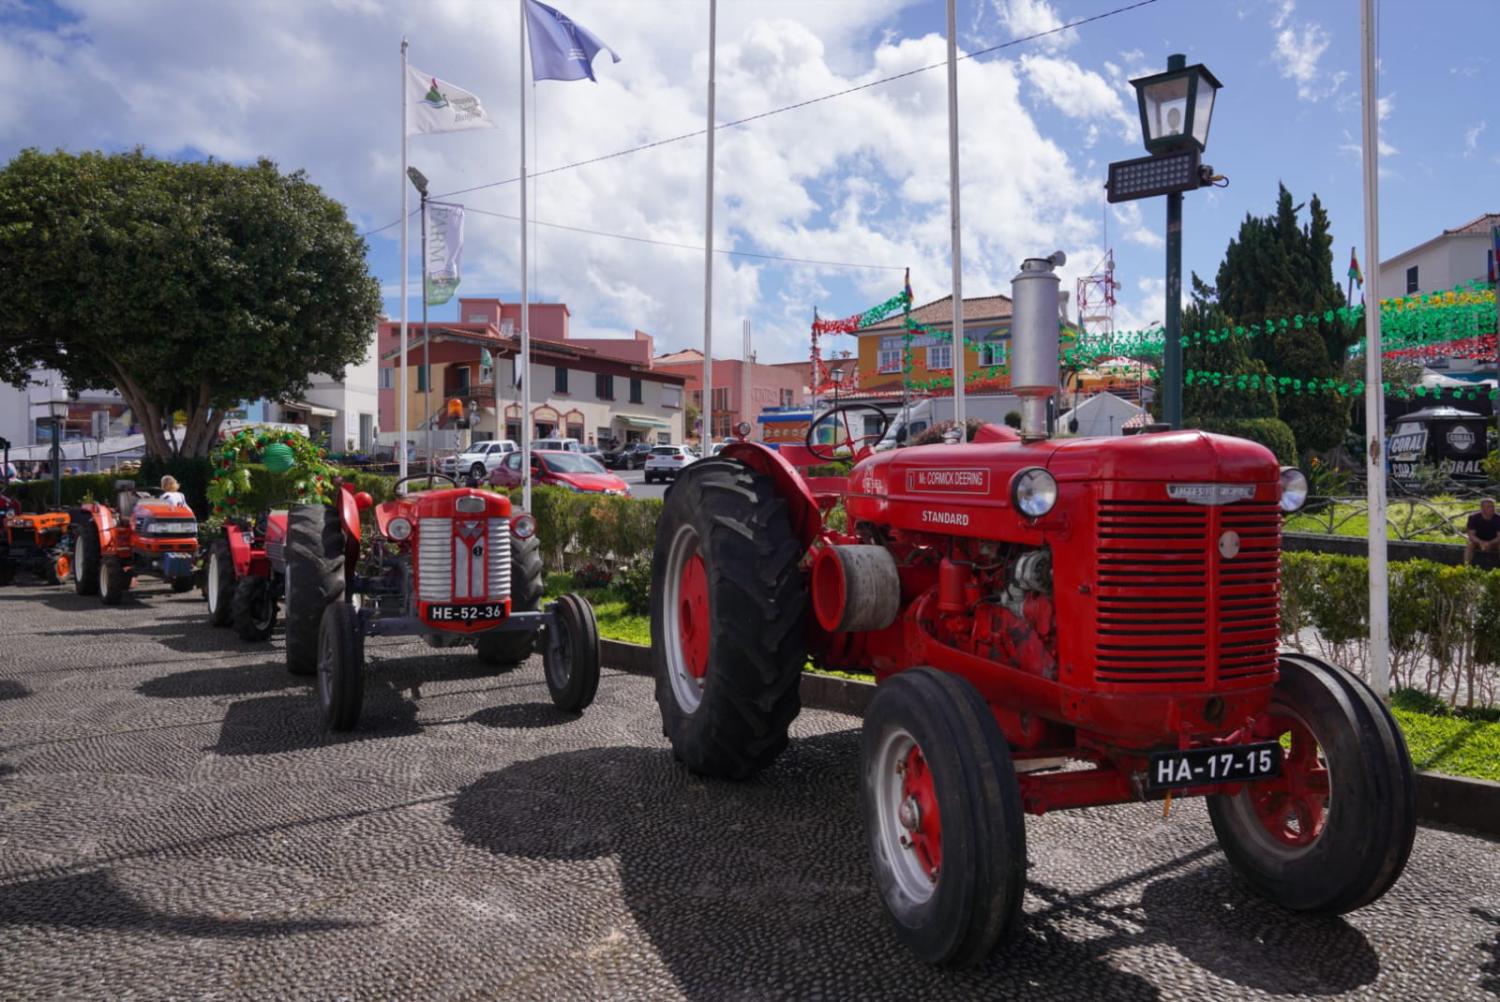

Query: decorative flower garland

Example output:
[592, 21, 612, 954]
[207, 427, 335, 517]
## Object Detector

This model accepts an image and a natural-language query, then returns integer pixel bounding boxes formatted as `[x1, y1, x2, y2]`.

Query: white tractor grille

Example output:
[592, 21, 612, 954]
[416, 516, 511, 604]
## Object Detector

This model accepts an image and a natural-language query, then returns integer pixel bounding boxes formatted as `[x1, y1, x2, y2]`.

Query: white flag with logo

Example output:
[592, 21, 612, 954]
[425, 203, 464, 306]
[407, 66, 496, 134]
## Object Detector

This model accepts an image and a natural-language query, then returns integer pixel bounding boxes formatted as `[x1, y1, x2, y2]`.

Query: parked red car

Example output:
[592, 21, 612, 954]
[490, 450, 630, 495]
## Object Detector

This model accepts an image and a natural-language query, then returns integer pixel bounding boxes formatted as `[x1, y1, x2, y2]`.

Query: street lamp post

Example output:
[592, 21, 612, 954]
[44, 383, 68, 510]
[407, 166, 432, 476]
[1109, 54, 1223, 429]
[829, 365, 844, 451]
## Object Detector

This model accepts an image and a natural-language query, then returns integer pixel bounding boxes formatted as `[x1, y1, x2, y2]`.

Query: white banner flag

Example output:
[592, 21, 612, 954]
[407, 66, 495, 134]
[425, 203, 464, 306]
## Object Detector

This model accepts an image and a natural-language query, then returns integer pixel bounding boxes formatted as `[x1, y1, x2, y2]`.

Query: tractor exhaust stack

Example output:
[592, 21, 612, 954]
[1009, 251, 1065, 441]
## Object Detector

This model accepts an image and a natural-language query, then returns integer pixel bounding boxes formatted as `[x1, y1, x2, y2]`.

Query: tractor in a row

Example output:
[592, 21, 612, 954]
[0, 489, 72, 586]
[649, 251, 1416, 967]
[73, 481, 199, 604]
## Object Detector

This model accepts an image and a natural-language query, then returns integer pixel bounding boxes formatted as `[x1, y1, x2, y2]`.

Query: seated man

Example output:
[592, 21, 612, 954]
[1465, 498, 1500, 565]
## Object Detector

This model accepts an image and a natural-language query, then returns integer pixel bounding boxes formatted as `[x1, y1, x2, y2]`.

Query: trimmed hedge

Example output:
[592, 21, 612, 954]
[1189, 416, 1298, 464]
[1281, 551, 1500, 708]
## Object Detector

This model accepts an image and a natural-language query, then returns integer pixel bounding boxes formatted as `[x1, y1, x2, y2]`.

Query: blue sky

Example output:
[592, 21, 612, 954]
[1, 0, 1493, 363]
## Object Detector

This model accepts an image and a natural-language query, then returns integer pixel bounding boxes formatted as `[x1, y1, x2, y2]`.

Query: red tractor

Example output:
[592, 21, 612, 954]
[204, 511, 288, 642]
[650, 252, 1415, 967]
[0, 489, 72, 586]
[73, 481, 199, 605]
[284, 475, 601, 731]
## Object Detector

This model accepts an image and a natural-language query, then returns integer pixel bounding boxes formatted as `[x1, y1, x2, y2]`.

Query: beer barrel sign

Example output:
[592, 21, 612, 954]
[1388, 407, 1489, 482]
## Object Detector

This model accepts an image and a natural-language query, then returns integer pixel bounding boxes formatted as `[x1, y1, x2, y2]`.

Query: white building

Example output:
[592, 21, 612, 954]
[0, 369, 128, 449]
[1378, 212, 1497, 299]
[229, 325, 381, 454]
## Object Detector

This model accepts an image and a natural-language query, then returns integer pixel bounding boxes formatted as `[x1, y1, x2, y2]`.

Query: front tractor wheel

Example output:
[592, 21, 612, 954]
[44, 550, 69, 586]
[317, 600, 364, 731]
[1207, 654, 1416, 915]
[475, 533, 544, 668]
[232, 575, 279, 642]
[861, 668, 1028, 967]
[543, 593, 601, 713]
[650, 459, 807, 780]
[99, 555, 129, 606]
[284, 504, 345, 676]
[73, 522, 100, 596]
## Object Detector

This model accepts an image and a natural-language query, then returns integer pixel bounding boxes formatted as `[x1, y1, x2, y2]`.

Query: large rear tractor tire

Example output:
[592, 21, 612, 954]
[650, 458, 807, 780]
[206, 539, 236, 627]
[0, 554, 13, 587]
[73, 522, 101, 596]
[543, 593, 600, 713]
[232, 574, 279, 642]
[317, 600, 364, 732]
[99, 555, 128, 606]
[861, 668, 1028, 967]
[475, 533, 544, 668]
[284, 504, 345, 677]
[1207, 654, 1416, 915]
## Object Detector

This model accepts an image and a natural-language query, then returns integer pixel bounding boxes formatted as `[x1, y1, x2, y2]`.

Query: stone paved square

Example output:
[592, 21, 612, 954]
[1, 582, 1496, 1001]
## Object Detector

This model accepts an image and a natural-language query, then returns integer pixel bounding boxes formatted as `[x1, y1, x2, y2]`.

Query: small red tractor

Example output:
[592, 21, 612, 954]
[650, 252, 1416, 967]
[0, 489, 72, 586]
[73, 481, 199, 605]
[204, 511, 289, 642]
[284, 474, 601, 731]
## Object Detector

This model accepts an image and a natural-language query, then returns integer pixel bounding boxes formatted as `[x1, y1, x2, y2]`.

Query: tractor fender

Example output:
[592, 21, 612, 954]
[83, 503, 118, 552]
[337, 485, 362, 570]
[225, 524, 254, 578]
[719, 441, 822, 548]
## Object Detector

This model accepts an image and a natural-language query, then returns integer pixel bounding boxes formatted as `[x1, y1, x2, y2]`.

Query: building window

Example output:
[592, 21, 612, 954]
[467, 314, 489, 324]
[630, 377, 643, 404]
[978, 341, 1006, 367]
[779, 388, 795, 407]
[927, 344, 952, 371]
[713, 413, 733, 440]
[555, 367, 569, 393]
[379, 367, 394, 390]
[567, 422, 585, 441]
[597, 425, 612, 445]
[663, 385, 683, 409]
[711, 387, 730, 412]
[596, 373, 614, 400]
[877, 348, 902, 373]
[453, 365, 470, 392]
[1406, 265, 1419, 294]
[416, 365, 428, 392]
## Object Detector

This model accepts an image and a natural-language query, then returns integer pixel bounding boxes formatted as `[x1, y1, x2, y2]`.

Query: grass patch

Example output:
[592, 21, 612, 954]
[544, 571, 650, 646]
[1391, 689, 1500, 782]
[1285, 498, 1476, 542]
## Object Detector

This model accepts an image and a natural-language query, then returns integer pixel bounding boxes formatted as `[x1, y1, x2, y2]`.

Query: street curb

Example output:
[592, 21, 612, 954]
[598, 638, 1498, 840]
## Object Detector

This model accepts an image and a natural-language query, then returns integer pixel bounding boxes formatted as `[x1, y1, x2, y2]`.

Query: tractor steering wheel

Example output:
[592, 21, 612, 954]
[805, 402, 892, 464]
[392, 473, 458, 496]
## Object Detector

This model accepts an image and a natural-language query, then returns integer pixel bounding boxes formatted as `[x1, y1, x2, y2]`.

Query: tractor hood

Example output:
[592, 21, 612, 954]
[1043, 429, 1276, 484]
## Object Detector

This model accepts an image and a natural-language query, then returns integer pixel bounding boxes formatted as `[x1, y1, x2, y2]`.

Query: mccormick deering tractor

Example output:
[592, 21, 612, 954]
[0, 488, 72, 586]
[73, 481, 199, 605]
[285, 474, 601, 731]
[650, 251, 1416, 967]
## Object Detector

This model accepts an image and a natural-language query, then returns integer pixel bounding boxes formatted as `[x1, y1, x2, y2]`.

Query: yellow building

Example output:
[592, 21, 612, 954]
[855, 294, 1018, 394]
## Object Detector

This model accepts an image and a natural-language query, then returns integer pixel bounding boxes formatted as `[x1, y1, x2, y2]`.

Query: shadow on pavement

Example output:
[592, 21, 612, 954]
[465, 701, 579, 730]
[448, 733, 1172, 1000]
[137, 662, 301, 701]
[1476, 908, 1500, 996]
[0, 680, 31, 700]
[209, 686, 420, 756]
[0, 869, 362, 938]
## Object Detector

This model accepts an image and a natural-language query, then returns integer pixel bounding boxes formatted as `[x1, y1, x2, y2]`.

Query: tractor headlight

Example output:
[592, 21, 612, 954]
[512, 513, 537, 540]
[1011, 468, 1058, 519]
[386, 517, 412, 541]
[1279, 467, 1309, 513]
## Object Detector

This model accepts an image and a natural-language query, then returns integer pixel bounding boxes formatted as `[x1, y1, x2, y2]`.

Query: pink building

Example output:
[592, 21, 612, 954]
[653, 349, 806, 441]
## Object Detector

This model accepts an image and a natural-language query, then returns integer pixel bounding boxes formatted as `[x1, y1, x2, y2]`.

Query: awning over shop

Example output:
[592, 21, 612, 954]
[616, 415, 671, 430]
[285, 401, 338, 419]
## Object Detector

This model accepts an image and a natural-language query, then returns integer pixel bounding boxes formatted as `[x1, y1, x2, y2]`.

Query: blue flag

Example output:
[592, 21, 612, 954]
[524, 0, 620, 82]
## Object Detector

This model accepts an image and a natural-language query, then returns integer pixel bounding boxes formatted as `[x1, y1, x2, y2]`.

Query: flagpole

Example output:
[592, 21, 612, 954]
[399, 37, 410, 481]
[1359, 0, 1390, 701]
[519, 0, 532, 512]
[944, 0, 966, 427]
[700, 0, 717, 450]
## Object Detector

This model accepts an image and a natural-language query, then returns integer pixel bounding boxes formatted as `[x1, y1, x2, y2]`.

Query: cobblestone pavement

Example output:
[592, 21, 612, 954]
[1, 581, 1497, 1002]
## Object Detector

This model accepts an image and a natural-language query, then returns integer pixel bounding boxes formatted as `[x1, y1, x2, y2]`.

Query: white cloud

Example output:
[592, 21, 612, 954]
[0, 0, 1133, 363]
[1270, 0, 1295, 30]
[1269, 3, 1345, 102]
[1110, 202, 1163, 249]
[991, 0, 1076, 50]
[1018, 54, 1134, 138]
[1465, 121, 1486, 158]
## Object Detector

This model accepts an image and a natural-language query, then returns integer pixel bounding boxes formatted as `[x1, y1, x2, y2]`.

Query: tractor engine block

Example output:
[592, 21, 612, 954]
[926, 540, 1058, 681]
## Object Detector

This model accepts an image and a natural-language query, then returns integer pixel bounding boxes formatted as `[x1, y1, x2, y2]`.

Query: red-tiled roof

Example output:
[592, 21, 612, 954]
[857, 294, 1015, 334]
[1444, 213, 1500, 236]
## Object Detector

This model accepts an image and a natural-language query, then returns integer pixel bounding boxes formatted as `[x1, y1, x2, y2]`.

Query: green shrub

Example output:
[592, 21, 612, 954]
[11, 472, 118, 512]
[1189, 416, 1298, 465]
[615, 553, 653, 616]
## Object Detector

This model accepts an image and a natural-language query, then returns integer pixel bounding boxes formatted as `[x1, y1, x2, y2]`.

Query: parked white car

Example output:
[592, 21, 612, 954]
[444, 439, 518, 478]
[644, 445, 697, 483]
[533, 437, 581, 453]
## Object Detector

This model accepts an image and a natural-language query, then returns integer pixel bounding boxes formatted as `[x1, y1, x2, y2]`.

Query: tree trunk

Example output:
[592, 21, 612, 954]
[108, 361, 172, 461]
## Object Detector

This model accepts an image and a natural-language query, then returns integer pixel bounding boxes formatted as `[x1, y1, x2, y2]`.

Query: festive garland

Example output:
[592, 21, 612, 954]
[1184, 367, 1499, 402]
[207, 428, 335, 518]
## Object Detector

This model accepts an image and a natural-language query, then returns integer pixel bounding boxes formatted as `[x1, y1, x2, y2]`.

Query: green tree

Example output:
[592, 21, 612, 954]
[0, 149, 381, 458]
[1214, 184, 1356, 455]
[1182, 273, 1277, 421]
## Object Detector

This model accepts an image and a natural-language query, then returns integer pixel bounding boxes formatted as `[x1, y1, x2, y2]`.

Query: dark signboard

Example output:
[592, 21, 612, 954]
[1389, 410, 1489, 481]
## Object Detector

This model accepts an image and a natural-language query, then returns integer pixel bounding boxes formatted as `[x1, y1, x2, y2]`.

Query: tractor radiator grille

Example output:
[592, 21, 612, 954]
[415, 517, 511, 604]
[1093, 499, 1280, 686]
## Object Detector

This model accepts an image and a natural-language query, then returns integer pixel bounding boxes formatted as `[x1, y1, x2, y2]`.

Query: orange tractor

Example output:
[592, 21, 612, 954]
[73, 481, 200, 605]
[0, 489, 72, 586]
